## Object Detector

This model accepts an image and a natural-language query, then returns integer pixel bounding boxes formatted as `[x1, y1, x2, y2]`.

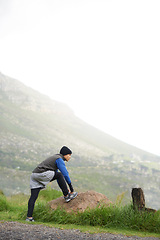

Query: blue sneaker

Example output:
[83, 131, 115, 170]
[64, 192, 78, 203]
[70, 192, 78, 200]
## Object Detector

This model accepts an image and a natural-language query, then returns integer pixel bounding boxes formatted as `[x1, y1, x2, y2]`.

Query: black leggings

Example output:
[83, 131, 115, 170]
[27, 172, 68, 217]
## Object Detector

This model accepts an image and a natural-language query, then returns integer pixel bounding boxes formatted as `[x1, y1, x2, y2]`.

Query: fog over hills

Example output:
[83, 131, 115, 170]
[0, 72, 160, 210]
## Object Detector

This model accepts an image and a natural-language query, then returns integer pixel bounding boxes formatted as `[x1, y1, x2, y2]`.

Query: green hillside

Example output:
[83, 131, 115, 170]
[0, 72, 160, 210]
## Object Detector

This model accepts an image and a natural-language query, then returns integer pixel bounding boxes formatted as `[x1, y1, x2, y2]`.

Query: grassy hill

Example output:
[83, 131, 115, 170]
[0, 72, 160, 209]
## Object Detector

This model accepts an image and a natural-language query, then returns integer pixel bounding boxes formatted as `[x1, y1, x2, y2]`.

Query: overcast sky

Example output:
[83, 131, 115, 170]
[0, 0, 160, 156]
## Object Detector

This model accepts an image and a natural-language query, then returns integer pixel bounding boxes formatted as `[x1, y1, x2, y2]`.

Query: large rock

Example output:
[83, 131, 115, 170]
[48, 190, 112, 212]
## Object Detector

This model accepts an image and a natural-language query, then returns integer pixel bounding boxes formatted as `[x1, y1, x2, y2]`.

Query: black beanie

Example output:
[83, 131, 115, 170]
[60, 146, 72, 156]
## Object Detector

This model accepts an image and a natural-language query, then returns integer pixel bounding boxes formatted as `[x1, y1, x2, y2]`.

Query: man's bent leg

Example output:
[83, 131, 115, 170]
[51, 172, 68, 196]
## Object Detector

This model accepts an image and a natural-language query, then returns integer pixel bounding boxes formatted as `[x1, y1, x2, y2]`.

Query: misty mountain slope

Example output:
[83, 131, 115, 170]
[0, 72, 157, 160]
[0, 72, 160, 209]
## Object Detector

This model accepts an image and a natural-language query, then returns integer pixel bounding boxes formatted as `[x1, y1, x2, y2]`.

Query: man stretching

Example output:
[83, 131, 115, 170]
[26, 146, 77, 222]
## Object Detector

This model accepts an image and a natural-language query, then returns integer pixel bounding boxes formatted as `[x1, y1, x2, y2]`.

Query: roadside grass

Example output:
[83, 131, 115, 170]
[0, 188, 160, 238]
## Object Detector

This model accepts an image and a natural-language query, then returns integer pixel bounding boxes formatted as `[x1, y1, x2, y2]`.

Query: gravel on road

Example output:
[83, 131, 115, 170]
[0, 221, 159, 240]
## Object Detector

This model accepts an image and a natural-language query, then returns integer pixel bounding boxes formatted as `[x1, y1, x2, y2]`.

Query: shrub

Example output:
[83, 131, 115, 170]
[0, 194, 9, 211]
[0, 189, 4, 195]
